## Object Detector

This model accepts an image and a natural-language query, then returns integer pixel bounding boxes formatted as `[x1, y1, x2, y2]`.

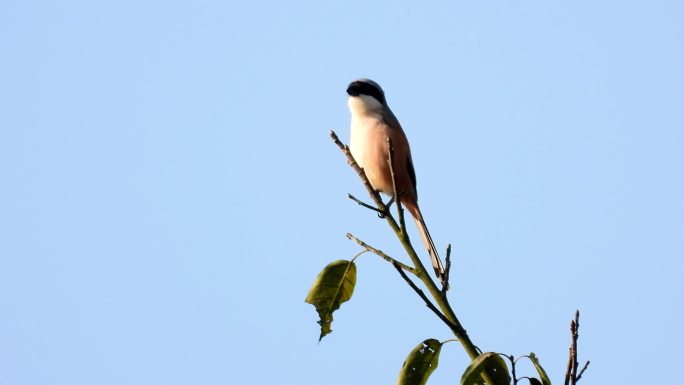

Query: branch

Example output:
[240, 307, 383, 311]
[330, 130, 387, 213]
[386, 137, 408, 234]
[572, 312, 579, 384]
[441, 244, 452, 295]
[332, 130, 431, 281]
[576, 361, 590, 382]
[347, 193, 387, 216]
[346, 233, 416, 274]
[564, 310, 589, 385]
[331, 130, 493, 385]
[564, 345, 573, 385]
[391, 261, 463, 335]
[504, 354, 518, 385]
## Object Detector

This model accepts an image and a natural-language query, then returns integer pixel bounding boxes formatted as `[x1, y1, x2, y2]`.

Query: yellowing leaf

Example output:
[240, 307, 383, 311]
[528, 353, 551, 385]
[460, 352, 511, 385]
[397, 339, 443, 385]
[305, 260, 357, 341]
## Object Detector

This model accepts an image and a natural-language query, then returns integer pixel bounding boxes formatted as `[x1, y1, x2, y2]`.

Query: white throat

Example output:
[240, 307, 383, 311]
[347, 95, 384, 119]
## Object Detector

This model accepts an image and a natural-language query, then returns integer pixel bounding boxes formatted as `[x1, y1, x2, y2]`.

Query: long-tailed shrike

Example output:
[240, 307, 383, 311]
[346, 78, 446, 285]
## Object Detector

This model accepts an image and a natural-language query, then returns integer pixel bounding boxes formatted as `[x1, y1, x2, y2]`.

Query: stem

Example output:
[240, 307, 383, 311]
[442, 244, 452, 295]
[576, 361, 590, 382]
[386, 137, 407, 233]
[572, 311, 580, 385]
[330, 130, 492, 384]
[564, 310, 589, 385]
[501, 354, 517, 385]
[348, 193, 387, 216]
[350, 249, 369, 262]
[347, 233, 416, 274]
[392, 262, 459, 332]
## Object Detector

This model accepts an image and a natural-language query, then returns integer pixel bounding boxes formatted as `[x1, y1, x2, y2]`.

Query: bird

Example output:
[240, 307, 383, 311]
[346, 78, 446, 286]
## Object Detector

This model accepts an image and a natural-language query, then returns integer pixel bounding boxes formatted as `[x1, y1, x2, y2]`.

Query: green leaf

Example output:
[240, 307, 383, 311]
[305, 260, 357, 341]
[528, 353, 552, 385]
[528, 378, 543, 385]
[397, 339, 443, 385]
[460, 352, 511, 385]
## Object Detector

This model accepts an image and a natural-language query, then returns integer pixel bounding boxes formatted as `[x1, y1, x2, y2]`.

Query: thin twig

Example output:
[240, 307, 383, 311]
[564, 319, 576, 385]
[442, 244, 452, 294]
[391, 261, 463, 335]
[504, 354, 517, 385]
[330, 130, 387, 213]
[347, 193, 387, 216]
[576, 361, 590, 382]
[346, 233, 417, 274]
[564, 310, 588, 385]
[350, 249, 369, 262]
[440, 338, 459, 344]
[386, 137, 407, 234]
[572, 311, 579, 385]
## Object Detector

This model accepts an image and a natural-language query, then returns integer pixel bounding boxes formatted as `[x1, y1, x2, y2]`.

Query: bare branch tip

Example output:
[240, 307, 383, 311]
[577, 361, 590, 381]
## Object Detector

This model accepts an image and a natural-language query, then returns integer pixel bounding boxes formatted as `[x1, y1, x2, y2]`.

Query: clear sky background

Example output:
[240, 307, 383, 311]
[1, 1, 682, 384]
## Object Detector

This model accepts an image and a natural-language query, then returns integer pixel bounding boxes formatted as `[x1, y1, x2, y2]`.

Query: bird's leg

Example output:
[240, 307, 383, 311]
[376, 194, 395, 218]
[383, 196, 395, 212]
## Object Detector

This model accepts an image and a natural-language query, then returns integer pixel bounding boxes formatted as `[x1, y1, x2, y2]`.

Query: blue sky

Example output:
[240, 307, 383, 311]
[1, 1, 682, 384]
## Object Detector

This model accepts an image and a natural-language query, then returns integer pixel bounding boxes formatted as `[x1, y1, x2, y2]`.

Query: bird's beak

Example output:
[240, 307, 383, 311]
[346, 81, 361, 96]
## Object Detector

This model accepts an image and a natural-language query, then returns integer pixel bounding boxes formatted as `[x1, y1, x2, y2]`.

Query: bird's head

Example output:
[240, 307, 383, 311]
[346, 78, 387, 115]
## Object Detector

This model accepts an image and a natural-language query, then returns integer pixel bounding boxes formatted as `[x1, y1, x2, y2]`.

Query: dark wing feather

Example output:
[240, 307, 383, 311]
[383, 109, 418, 198]
[407, 155, 417, 198]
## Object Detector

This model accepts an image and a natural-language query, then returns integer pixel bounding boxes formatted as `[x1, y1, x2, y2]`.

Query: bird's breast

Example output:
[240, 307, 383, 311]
[349, 116, 394, 194]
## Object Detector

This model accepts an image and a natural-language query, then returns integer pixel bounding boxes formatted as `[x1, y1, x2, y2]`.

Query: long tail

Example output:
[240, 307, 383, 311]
[404, 202, 447, 287]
